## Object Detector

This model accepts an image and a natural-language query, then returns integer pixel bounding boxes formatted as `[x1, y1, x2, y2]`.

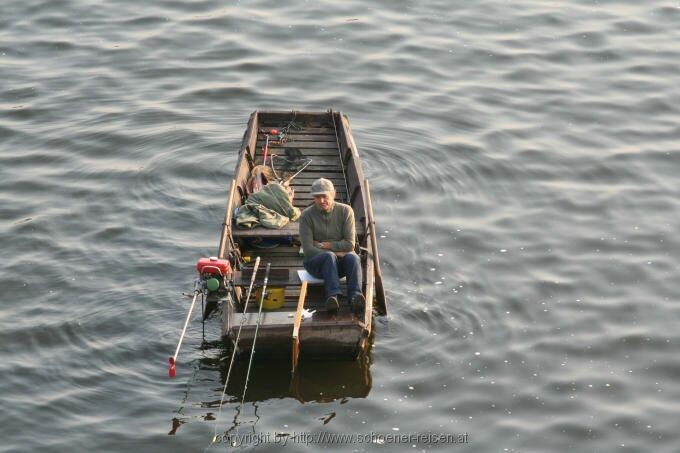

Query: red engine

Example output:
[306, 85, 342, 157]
[196, 257, 231, 276]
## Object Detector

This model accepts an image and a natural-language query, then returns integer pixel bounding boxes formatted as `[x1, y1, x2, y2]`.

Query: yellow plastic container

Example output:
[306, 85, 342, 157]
[256, 287, 285, 310]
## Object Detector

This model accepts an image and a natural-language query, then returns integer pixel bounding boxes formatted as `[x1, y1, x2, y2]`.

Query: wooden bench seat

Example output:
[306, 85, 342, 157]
[231, 267, 349, 287]
[231, 221, 365, 239]
[232, 221, 300, 238]
[232, 268, 309, 286]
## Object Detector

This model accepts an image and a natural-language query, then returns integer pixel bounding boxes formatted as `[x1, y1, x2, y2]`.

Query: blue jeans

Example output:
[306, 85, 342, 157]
[304, 251, 362, 300]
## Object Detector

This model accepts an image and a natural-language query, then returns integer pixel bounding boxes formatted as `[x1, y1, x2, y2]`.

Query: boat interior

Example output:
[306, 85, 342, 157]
[224, 111, 373, 323]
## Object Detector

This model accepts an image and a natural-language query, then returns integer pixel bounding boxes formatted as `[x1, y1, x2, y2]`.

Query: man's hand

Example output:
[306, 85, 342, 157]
[314, 241, 332, 250]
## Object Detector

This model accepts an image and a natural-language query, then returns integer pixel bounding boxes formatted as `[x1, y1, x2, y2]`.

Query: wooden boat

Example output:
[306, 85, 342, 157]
[212, 110, 386, 361]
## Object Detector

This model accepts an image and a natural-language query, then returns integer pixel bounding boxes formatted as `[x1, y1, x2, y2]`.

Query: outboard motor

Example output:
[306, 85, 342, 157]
[196, 256, 231, 293]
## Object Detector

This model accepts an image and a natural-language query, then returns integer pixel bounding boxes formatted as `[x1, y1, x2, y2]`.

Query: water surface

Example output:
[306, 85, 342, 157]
[2, 1, 680, 452]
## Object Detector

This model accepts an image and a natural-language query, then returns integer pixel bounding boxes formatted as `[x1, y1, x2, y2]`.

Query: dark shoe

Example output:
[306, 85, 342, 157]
[351, 293, 366, 315]
[325, 295, 339, 312]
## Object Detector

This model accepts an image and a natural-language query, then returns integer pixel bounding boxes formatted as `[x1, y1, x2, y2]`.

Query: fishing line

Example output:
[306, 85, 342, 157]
[236, 263, 271, 425]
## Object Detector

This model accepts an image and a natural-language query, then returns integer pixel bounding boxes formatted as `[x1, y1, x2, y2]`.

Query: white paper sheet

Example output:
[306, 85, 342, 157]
[296, 269, 346, 284]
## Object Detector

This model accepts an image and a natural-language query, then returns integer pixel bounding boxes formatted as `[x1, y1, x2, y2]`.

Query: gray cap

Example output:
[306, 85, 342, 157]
[310, 178, 335, 195]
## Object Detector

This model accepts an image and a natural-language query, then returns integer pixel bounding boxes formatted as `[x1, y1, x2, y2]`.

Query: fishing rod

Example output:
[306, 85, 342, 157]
[206, 257, 271, 451]
[269, 154, 313, 184]
[262, 132, 270, 166]
[210, 257, 261, 445]
[283, 160, 312, 184]
[329, 109, 351, 199]
[237, 263, 271, 416]
[169, 280, 202, 378]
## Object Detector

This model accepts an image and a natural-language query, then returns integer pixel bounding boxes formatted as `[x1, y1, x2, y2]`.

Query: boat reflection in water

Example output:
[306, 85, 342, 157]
[168, 343, 372, 436]
[213, 346, 372, 404]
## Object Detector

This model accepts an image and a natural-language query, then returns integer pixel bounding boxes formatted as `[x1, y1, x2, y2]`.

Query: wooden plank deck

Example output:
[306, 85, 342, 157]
[233, 120, 347, 311]
[232, 120, 362, 239]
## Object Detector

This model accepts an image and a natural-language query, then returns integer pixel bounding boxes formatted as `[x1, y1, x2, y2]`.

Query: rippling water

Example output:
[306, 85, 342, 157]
[2, 1, 680, 452]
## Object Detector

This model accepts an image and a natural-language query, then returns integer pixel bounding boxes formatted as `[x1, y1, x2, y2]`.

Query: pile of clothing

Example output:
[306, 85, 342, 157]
[235, 182, 300, 229]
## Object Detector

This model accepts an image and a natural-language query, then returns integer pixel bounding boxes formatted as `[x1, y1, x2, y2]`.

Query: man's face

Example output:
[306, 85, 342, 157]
[313, 192, 334, 213]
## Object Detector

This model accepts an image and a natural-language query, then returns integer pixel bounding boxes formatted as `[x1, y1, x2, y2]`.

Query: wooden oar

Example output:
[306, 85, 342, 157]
[291, 280, 308, 372]
[364, 179, 387, 315]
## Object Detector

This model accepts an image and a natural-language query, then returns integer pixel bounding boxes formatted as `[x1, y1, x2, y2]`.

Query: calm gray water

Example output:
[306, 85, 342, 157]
[2, 1, 679, 452]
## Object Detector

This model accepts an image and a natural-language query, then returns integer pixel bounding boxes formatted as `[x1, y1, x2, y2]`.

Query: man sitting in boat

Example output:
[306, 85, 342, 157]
[299, 178, 366, 314]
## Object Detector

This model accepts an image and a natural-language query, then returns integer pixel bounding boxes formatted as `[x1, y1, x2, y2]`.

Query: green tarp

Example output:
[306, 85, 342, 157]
[235, 182, 301, 229]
